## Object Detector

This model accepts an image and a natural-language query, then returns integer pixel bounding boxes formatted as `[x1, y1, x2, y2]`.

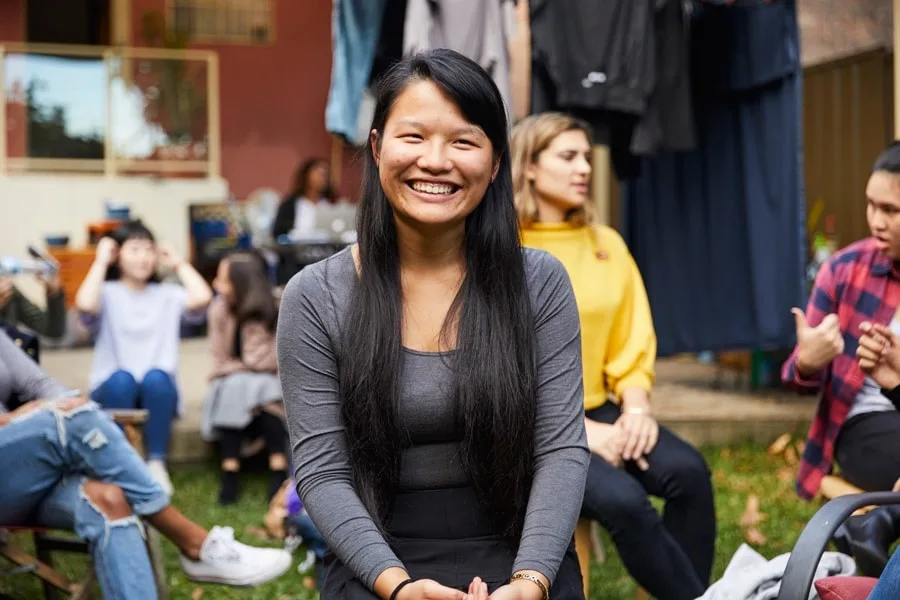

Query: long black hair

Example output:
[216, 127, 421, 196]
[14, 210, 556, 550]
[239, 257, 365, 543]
[339, 49, 537, 537]
[224, 250, 278, 332]
[105, 219, 161, 283]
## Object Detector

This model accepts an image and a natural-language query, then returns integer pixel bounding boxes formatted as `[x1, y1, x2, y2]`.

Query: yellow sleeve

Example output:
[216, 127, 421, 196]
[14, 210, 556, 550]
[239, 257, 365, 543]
[603, 244, 657, 399]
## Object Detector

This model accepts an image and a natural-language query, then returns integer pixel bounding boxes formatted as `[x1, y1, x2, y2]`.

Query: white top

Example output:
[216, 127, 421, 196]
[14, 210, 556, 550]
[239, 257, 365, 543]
[88, 281, 187, 392]
[292, 197, 323, 235]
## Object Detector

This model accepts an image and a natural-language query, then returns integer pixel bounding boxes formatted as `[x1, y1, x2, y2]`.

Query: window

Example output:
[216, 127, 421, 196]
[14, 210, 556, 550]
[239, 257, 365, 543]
[168, 0, 273, 44]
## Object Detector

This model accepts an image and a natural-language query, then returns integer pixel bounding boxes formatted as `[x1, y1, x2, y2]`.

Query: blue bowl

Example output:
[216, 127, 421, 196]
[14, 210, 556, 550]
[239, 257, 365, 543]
[106, 207, 131, 221]
[44, 235, 70, 248]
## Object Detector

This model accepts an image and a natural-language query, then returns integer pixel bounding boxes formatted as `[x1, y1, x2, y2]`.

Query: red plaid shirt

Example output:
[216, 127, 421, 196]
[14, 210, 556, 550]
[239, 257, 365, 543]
[783, 237, 900, 500]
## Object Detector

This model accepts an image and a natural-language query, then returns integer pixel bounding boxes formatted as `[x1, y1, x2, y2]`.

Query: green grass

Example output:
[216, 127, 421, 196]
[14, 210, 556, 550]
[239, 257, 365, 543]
[1, 444, 819, 600]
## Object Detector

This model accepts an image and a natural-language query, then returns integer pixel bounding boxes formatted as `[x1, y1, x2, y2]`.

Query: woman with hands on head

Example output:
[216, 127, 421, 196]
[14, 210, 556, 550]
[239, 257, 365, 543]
[277, 51, 589, 600]
[74, 219, 213, 496]
[510, 112, 716, 600]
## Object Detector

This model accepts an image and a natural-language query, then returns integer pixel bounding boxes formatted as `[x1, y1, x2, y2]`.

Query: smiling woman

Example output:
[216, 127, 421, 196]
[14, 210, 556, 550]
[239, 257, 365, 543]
[276, 50, 589, 600]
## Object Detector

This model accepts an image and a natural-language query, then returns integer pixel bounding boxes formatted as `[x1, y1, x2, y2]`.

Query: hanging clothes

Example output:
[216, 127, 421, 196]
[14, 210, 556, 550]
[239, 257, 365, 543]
[529, 0, 696, 180]
[402, 0, 516, 123]
[325, 0, 389, 146]
[629, 0, 696, 157]
[622, 0, 805, 356]
[369, 0, 409, 86]
[529, 0, 655, 117]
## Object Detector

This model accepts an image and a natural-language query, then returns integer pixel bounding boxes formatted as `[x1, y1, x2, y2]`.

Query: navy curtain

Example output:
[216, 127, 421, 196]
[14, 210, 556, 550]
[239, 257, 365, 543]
[622, 0, 806, 356]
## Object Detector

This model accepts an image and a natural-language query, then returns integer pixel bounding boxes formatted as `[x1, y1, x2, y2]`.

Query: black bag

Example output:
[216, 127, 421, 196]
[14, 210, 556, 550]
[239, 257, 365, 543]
[1, 323, 39, 364]
[1, 322, 40, 410]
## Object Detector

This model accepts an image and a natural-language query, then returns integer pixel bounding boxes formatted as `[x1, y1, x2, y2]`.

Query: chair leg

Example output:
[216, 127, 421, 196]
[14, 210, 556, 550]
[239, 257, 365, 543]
[34, 533, 61, 600]
[574, 519, 592, 599]
[70, 570, 96, 600]
[146, 526, 169, 600]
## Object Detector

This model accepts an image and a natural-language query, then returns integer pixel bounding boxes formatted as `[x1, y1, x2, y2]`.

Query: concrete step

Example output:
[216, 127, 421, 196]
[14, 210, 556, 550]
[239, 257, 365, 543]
[39, 340, 817, 463]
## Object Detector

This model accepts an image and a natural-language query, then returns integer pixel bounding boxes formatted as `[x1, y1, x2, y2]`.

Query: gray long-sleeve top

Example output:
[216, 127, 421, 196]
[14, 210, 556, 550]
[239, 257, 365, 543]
[0, 329, 68, 412]
[276, 248, 589, 590]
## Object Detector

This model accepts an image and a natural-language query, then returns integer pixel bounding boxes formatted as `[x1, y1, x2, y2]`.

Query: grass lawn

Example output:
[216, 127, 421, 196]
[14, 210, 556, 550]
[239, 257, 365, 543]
[0, 442, 819, 600]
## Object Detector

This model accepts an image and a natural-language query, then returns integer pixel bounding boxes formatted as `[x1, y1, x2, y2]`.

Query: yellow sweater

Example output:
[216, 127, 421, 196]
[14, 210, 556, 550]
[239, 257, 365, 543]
[522, 223, 657, 410]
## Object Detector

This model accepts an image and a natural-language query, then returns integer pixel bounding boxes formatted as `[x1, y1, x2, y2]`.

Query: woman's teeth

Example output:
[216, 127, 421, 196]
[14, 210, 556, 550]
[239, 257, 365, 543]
[411, 182, 455, 195]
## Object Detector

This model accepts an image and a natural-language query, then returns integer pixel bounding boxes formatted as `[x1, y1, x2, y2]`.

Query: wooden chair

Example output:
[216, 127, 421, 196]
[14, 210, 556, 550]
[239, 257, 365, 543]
[575, 518, 649, 600]
[0, 409, 168, 600]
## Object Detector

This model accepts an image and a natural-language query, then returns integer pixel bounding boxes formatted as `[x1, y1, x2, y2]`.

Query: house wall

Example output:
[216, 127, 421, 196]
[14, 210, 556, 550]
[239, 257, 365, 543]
[129, 0, 363, 200]
[2, 0, 363, 201]
[0, 173, 228, 304]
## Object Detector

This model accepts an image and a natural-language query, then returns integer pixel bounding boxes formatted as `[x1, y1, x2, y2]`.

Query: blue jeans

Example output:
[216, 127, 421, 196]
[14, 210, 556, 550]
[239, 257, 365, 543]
[92, 369, 177, 460]
[0, 404, 169, 600]
[286, 512, 327, 560]
[870, 547, 900, 599]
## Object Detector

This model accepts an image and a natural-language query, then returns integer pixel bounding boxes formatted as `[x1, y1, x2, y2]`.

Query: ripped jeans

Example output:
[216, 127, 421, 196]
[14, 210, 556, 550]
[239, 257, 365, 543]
[0, 403, 170, 600]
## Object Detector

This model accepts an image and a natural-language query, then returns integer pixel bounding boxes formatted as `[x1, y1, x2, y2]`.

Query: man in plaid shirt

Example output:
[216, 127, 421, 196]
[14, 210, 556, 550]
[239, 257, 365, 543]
[782, 141, 900, 576]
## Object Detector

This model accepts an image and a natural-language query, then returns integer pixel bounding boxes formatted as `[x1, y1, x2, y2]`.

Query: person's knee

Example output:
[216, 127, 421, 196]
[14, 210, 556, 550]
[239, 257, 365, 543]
[82, 481, 133, 520]
[141, 370, 177, 400]
[142, 369, 173, 388]
[668, 446, 712, 493]
[107, 370, 138, 393]
[582, 478, 653, 529]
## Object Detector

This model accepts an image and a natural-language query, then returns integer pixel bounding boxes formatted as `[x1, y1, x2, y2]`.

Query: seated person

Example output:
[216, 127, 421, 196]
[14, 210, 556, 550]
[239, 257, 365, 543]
[201, 251, 288, 505]
[0, 270, 66, 339]
[513, 113, 716, 600]
[782, 142, 900, 576]
[75, 220, 213, 495]
[0, 330, 292, 598]
[271, 157, 337, 240]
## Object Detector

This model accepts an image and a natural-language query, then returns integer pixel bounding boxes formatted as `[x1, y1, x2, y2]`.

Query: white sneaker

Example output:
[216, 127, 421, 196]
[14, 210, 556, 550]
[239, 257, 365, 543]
[180, 526, 292, 587]
[147, 460, 174, 496]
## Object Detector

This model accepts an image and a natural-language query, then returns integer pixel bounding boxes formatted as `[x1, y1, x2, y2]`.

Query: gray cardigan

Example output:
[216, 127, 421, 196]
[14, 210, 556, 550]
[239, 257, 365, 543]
[276, 248, 590, 589]
[0, 330, 67, 413]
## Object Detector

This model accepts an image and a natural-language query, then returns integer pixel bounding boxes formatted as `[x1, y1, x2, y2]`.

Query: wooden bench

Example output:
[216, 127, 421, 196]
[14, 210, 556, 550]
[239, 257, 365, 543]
[575, 519, 648, 600]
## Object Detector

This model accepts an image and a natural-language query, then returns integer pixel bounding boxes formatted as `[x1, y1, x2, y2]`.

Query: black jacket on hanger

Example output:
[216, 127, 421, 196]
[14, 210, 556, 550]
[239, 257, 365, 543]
[530, 0, 656, 117]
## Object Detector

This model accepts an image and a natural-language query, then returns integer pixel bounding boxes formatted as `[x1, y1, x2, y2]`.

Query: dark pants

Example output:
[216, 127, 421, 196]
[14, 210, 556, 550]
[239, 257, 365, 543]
[219, 411, 288, 461]
[581, 402, 716, 600]
[91, 369, 178, 460]
[836, 411, 900, 491]
[321, 487, 584, 600]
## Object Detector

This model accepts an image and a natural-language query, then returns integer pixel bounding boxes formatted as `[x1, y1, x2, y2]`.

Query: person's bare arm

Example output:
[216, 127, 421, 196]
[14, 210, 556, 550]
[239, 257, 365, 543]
[159, 245, 213, 312]
[75, 238, 116, 315]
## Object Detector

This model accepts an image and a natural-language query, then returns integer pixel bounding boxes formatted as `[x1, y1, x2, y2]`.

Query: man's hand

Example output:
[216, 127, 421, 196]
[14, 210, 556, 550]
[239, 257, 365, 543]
[0, 396, 89, 427]
[857, 322, 900, 390]
[38, 272, 63, 295]
[792, 309, 844, 375]
[0, 277, 13, 311]
[585, 420, 625, 467]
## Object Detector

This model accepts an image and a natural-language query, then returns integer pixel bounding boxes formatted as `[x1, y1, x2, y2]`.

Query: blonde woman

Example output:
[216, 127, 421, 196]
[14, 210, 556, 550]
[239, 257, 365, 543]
[511, 113, 716, 600]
